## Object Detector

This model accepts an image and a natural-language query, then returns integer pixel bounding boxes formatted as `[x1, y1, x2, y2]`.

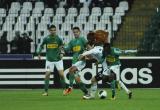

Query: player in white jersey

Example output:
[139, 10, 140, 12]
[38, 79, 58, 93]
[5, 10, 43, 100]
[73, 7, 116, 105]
[81, 31, 115, 99]
[81, 30, 116, 100]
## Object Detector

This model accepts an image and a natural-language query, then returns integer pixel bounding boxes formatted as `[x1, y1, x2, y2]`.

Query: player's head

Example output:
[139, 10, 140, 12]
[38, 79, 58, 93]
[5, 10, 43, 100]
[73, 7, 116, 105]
[87, 31, 95, 45]
[103, 43, 111, 56]
[72, 27, 81, 38]
[48, 25, 56, 35]
[94, 30, 109, 44]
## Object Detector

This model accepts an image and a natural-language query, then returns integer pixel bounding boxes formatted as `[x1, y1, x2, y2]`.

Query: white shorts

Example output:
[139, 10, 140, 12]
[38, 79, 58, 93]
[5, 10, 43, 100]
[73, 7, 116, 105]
[72, 61, 86, 71]
[45, 60, 64, 72]
[109, 65, 121, 81]
[102, 60, 110, 76]
[102, 60, 121, 79]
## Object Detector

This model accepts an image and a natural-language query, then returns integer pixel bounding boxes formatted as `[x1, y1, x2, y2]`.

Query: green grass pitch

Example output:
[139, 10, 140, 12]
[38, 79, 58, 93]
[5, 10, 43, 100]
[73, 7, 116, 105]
[0, 88, 159, 110]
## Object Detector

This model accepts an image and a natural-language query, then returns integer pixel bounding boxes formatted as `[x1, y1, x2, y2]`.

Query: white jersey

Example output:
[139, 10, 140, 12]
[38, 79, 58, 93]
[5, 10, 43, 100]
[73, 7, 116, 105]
[81, 46, 103, 62]
[73, 46, 103, 72]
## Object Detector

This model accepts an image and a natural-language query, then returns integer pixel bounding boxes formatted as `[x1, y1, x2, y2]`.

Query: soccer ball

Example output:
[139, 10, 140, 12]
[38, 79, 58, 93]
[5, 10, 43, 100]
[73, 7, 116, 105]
[98, 90, 107, 99]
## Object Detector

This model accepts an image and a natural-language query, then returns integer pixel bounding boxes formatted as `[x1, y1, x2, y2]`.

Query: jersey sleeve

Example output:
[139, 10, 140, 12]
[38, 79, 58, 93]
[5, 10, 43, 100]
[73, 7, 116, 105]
[124, 49, 138, 54]
[82, 47, 102, 56]
[81, 37, 87, 46]
[64, 40, 72, 52]
[59, 37, 63, 46]
[113, 48, 122, 56]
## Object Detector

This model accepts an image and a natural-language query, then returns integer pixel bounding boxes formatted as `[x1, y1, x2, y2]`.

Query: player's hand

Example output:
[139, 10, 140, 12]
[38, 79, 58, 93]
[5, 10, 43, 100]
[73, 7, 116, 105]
[38, 55, 41, 60]
[79, 55, 85, 60]
[60, 53, 63, 59]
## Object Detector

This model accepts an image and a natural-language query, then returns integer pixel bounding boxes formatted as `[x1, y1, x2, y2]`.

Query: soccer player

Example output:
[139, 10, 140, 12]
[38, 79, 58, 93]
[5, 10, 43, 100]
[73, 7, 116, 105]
[37, 25, 67, 96]
[63, 27, 88, 95]
[84, 43, 137, 100]
[81, 30, 117, 100]
[64, 30, 116, 99]
[102, 43, 137, 99]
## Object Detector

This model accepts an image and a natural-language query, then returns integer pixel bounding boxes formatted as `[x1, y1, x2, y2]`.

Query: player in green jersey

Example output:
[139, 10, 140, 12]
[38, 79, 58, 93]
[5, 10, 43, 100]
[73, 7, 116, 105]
[37, 25, 67, 96]
[84, 42, 137, 100]
[63, 27, 88, 95]
[102, 43, 137, 99]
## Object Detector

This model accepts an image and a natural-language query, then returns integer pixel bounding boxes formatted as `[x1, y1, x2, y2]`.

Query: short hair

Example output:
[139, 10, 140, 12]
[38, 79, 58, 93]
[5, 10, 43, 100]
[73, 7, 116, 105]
[72, 26, 80, 31]
[48, 25, 56, 30]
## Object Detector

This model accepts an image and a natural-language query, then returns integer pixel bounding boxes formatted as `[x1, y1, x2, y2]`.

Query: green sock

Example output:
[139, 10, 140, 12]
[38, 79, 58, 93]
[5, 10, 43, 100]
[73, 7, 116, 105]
[77, 82, 88, 95]
[111, 80, 116, 98]
[69, 74, 75, 88]
[44, 79, 49, 92]
[60, 78, 66, 89]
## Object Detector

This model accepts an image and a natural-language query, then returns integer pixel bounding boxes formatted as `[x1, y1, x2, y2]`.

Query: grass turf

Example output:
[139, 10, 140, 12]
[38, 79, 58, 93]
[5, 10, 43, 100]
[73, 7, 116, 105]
[0, 88, 159, 110]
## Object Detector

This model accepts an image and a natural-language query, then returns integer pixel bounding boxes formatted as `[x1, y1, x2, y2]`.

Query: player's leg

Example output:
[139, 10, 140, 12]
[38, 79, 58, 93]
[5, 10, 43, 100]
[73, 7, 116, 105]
[64, 61, 86, 95]
[112, 65, 132, 99]
[108, 72, 116, 100]
[68, 66, 76, 88]
[83, 74, 103, 99]
[100, 72, 116, 100]
[68, 70, 75, 88]
[63, 66, 77, 95]
[90, 77, 98, 98]
[101, 64, 116, 100]
[42, 61, 53, 96]
[118, 80, 132, 99]
[74, 74, 89, 96]
[42, 71, 51, 96]
[68, 61, 86, 88]
[55, 60, 67, 89]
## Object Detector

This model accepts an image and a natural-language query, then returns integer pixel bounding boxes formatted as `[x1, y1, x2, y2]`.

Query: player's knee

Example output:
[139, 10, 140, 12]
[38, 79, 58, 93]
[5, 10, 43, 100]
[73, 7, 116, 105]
[91, 77, 97, 83]
[45, 72, 50, 79]
[69, 66, 77, 74]
[75, 76, 81, 83]
[108, 72, 116, 82]
[69, 67, 73, 73]
[58, 70, 63, 75]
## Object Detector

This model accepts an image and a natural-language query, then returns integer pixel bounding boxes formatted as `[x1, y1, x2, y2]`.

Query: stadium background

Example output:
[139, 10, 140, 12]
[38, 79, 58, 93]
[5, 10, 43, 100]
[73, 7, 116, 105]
[0, 0, 160, 87]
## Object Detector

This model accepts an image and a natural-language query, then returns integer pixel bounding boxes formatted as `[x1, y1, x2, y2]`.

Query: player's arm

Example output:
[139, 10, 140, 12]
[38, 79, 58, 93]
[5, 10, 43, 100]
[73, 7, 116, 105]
[122, 49, 138, 54]
[64, 41, 72, 52]
[59, 37, 65, 59]
[36, 37, 46, 60]
[113, 48, 123, 56]
[82, 36, 88, 47]
[79, 48, 97, 60]
[86, 43, 94, 50]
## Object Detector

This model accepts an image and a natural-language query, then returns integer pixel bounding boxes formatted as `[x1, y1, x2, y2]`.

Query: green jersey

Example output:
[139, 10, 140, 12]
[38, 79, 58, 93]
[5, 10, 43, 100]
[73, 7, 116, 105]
[65, 37, 87, 64]
[105, 47, 122, 66]
[37, 34, 63, 62]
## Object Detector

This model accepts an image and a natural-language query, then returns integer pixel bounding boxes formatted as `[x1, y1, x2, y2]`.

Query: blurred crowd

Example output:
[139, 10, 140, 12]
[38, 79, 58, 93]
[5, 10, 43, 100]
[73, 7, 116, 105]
[0, 0, 133, 9]
[0, 31, 33, 54]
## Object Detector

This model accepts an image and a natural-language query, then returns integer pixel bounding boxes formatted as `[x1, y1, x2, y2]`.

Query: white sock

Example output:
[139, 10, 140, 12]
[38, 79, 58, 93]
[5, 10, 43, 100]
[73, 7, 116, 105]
[119, 81, 130, 94]
[90, 83, 97, 98]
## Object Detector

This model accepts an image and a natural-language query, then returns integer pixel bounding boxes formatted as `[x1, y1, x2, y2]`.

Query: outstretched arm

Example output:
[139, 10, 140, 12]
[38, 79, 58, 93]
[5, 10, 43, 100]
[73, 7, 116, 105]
[122, 49, 138, 54]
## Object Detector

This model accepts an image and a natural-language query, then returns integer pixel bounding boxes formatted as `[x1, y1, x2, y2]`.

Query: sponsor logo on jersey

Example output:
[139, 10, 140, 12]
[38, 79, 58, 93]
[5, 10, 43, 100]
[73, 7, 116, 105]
[73, 46, 81, 52]
[106, 55, 116, 63]
[47, 44, 58, 48]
